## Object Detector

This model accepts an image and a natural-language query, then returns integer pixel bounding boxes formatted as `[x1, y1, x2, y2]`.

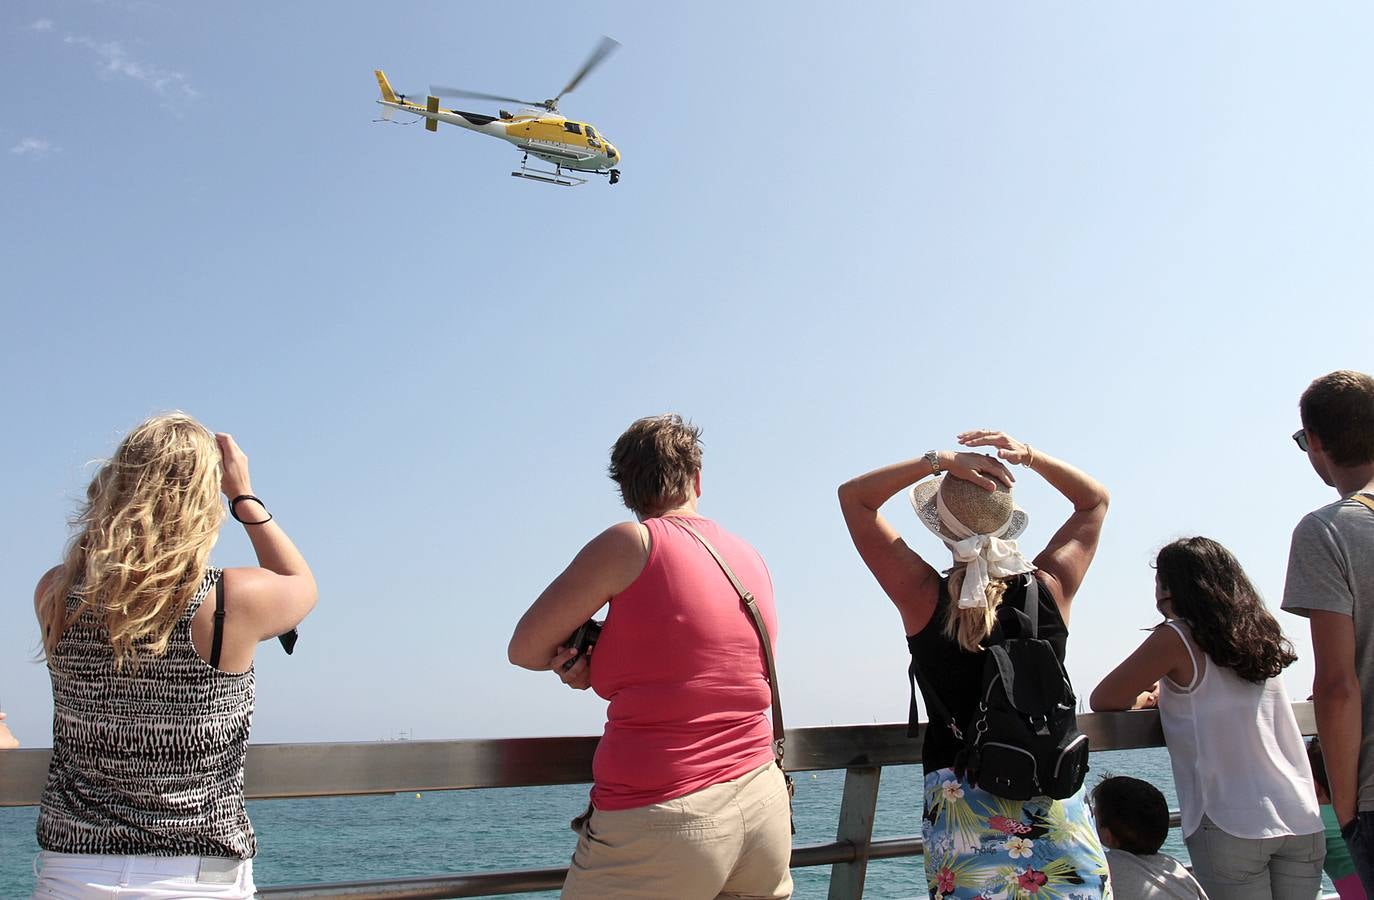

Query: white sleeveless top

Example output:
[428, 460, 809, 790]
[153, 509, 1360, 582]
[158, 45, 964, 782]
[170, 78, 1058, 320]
[1157, 620, 1321, 839]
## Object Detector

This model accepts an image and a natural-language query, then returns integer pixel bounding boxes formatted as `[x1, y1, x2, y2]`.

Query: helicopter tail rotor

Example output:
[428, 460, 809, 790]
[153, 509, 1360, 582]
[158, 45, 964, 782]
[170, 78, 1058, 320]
[374, 69, 399, 103]
[374, 70, 431, 112]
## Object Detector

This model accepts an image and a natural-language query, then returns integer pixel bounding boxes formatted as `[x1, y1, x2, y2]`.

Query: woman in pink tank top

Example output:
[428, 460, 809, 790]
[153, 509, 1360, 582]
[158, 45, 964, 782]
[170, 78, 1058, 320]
[510, 414, 793, 900]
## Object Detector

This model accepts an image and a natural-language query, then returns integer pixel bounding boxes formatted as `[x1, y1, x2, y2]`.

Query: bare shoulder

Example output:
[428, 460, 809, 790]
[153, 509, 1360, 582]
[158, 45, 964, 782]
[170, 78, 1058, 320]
[33, 565, 63, 613]
[1033, 568, 1072, 623]
[598, 520, 649, 549]
[220, 566, 310, 606]
[219, 566, 270, 601]
[579, 524, 643, 560]
[1148, 621, 1187, 652]
[219, 566, 318, 641]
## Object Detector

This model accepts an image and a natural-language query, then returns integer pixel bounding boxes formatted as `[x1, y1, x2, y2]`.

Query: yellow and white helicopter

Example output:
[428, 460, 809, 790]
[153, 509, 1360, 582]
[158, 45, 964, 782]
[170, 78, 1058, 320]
[374, 37, 622, 187]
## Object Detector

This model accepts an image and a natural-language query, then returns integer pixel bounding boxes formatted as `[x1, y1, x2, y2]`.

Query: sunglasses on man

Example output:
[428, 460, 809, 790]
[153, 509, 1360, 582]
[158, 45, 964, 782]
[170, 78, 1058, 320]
[1293, 429, 1309, 452]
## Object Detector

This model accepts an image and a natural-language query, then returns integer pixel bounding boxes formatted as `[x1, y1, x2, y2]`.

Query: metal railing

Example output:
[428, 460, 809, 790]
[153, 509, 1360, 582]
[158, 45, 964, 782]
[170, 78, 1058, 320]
[0, 704, 1317, 899]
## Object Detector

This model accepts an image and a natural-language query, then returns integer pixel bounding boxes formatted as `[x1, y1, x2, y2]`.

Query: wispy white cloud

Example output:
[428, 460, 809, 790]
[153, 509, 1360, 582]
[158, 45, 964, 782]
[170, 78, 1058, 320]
[30, 19, 55, 32]
[63, 34, 199, 102]
[11, 138, 57, 158]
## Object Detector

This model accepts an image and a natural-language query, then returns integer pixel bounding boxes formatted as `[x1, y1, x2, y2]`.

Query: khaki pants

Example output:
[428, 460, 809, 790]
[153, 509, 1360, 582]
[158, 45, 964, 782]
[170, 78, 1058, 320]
[561, 761, 794, 900]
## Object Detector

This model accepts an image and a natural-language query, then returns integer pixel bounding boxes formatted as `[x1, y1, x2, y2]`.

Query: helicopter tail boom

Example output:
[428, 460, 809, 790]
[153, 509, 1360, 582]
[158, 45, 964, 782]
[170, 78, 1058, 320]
[374, 70, 399, 104]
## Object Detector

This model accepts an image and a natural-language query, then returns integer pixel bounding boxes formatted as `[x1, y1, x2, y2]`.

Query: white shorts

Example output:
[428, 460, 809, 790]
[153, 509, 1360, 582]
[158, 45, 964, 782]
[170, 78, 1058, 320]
[32, 852, 256, 899]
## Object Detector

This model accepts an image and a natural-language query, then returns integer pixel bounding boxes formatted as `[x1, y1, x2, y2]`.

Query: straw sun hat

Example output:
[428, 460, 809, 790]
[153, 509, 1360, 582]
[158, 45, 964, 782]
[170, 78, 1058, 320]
[910, 474, 1028, 542]
[910, 474, 1033, 610]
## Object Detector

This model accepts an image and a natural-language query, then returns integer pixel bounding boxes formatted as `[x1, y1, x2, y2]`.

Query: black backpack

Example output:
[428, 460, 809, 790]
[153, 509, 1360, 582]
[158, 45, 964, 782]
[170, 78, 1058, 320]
[911, 575, 1090, 801]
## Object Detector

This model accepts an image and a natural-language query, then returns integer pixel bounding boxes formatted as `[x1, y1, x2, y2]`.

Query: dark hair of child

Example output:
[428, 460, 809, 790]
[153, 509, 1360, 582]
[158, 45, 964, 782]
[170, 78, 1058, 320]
[1091, 775, 1169, 855]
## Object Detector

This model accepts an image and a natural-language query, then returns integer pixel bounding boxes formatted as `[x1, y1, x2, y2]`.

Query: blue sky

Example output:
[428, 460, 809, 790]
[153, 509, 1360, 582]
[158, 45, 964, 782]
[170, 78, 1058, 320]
[2, 1, 1371, 746]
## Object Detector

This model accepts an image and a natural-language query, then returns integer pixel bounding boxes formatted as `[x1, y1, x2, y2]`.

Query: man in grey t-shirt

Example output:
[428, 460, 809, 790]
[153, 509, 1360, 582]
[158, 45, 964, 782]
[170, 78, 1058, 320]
[1281, 369, 1374, 894]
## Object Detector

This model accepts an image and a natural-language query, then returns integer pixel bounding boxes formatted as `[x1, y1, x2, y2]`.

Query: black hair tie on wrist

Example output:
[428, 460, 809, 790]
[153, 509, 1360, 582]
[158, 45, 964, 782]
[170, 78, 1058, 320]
[229, 494, 273, 525]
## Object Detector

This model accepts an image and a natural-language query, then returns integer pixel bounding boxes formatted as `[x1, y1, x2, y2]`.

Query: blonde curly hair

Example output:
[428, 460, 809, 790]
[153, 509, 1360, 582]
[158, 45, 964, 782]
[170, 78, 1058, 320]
[943, 568, 1013, 653]
[38, 413, 224, 668]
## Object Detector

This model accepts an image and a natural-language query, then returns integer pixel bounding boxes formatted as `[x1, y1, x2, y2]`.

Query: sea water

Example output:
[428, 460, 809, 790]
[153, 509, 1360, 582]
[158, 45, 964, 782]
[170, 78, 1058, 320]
[0, 747, 1330, 898]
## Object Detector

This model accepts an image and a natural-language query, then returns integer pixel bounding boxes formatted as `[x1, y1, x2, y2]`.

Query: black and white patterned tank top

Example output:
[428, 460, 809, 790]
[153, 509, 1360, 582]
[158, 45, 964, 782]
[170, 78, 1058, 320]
[37, 568, 257, 859]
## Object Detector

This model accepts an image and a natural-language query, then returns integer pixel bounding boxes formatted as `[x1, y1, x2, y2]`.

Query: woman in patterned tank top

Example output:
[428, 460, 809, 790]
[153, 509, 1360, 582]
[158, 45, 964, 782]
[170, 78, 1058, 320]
[31, 413, 318, 900]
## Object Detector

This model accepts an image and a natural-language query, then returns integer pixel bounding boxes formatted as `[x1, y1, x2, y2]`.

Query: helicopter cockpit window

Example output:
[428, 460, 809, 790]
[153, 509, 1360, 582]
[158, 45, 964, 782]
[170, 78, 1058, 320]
[563, 122, 583, 135]
[584, 125, 598, 140]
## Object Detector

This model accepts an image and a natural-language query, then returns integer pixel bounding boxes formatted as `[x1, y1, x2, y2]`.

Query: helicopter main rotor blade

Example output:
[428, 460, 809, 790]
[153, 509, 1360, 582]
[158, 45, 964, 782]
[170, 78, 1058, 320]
[428, 85, 542, 107]
[554, 35, 620, 103]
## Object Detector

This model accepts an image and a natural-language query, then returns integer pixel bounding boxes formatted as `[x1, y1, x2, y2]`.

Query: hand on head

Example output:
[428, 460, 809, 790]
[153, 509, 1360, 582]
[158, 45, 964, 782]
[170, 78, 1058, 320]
[215, 433, 254, 498]
[958, 430, 1033, 466]
[943, 445, 1015, 493]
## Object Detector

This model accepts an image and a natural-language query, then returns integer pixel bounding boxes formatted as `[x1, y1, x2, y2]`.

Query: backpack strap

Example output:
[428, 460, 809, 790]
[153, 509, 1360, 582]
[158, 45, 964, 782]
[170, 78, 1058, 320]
[210, 573, 226, 670]
[667, 519, 787, 769]
[909, 574, 1040, 741]
[910, 650, 961, 741]
[1352, 493, 1374, 514]
[1022, 572, 1040, 636]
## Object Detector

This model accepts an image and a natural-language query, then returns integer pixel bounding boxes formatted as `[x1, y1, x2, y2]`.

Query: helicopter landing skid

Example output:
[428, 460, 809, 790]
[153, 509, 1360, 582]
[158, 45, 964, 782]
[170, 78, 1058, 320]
[511, 159, 586, 187]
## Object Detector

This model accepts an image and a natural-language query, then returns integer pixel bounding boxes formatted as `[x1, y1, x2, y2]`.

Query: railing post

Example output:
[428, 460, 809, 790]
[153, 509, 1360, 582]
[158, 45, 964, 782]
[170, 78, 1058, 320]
[827, 765, 881, 900]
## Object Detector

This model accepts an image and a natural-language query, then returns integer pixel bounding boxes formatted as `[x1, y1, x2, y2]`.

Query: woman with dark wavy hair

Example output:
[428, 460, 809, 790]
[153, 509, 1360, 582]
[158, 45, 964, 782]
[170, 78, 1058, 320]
[1092, 537, 1323, 900]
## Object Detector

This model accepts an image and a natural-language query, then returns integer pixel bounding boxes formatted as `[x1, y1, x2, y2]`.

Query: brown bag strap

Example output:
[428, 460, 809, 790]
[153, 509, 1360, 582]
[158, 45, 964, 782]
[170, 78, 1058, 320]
[1352, 493, 1374, 514]
[667, 518, 786, 768]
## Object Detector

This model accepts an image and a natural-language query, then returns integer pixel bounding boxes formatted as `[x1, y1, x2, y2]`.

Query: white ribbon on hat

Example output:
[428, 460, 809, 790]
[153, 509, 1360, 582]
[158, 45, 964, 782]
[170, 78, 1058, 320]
[936, 488, 1036, 609]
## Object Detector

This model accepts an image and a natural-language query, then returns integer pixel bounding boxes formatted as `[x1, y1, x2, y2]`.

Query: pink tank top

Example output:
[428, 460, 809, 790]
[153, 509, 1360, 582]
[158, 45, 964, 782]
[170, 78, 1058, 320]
[589, 515, 778, 811]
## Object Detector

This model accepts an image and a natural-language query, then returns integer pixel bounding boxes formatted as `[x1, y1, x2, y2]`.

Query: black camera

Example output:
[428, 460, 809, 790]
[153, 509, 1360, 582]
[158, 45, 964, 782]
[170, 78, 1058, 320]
[562, 619, 602, 671]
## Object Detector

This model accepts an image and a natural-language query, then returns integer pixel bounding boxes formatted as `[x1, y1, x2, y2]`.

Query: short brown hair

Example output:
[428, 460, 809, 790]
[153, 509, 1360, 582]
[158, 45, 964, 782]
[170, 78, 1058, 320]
[1090, 776, 1168, 855]
[1301, 370, 1374, 467]
[609, 414, 702, 517]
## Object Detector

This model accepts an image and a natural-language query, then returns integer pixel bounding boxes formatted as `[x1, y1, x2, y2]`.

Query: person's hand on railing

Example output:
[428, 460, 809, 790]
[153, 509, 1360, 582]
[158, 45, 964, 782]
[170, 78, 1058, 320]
[0, 711, 19, 749]
[1132, 683, 1160, 710]
[548, 646, 592, 691]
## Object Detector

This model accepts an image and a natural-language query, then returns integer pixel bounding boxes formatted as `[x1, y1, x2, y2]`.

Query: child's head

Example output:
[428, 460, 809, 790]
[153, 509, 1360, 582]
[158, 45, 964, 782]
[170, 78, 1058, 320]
[1091, 776, 1169, 855]
[1308, 737, 1331, 804]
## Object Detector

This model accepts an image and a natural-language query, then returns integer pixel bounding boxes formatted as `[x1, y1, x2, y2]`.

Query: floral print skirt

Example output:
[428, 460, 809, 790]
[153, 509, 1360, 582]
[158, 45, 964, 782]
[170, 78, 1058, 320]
[922, 767, 1112, 900]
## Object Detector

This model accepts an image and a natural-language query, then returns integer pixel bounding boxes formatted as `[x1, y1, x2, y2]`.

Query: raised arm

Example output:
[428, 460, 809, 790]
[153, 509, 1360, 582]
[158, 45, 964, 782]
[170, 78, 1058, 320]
[214, 433, 317, 643]
[838, 450, 1013, 635]
[958, 431, 1108, 621]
